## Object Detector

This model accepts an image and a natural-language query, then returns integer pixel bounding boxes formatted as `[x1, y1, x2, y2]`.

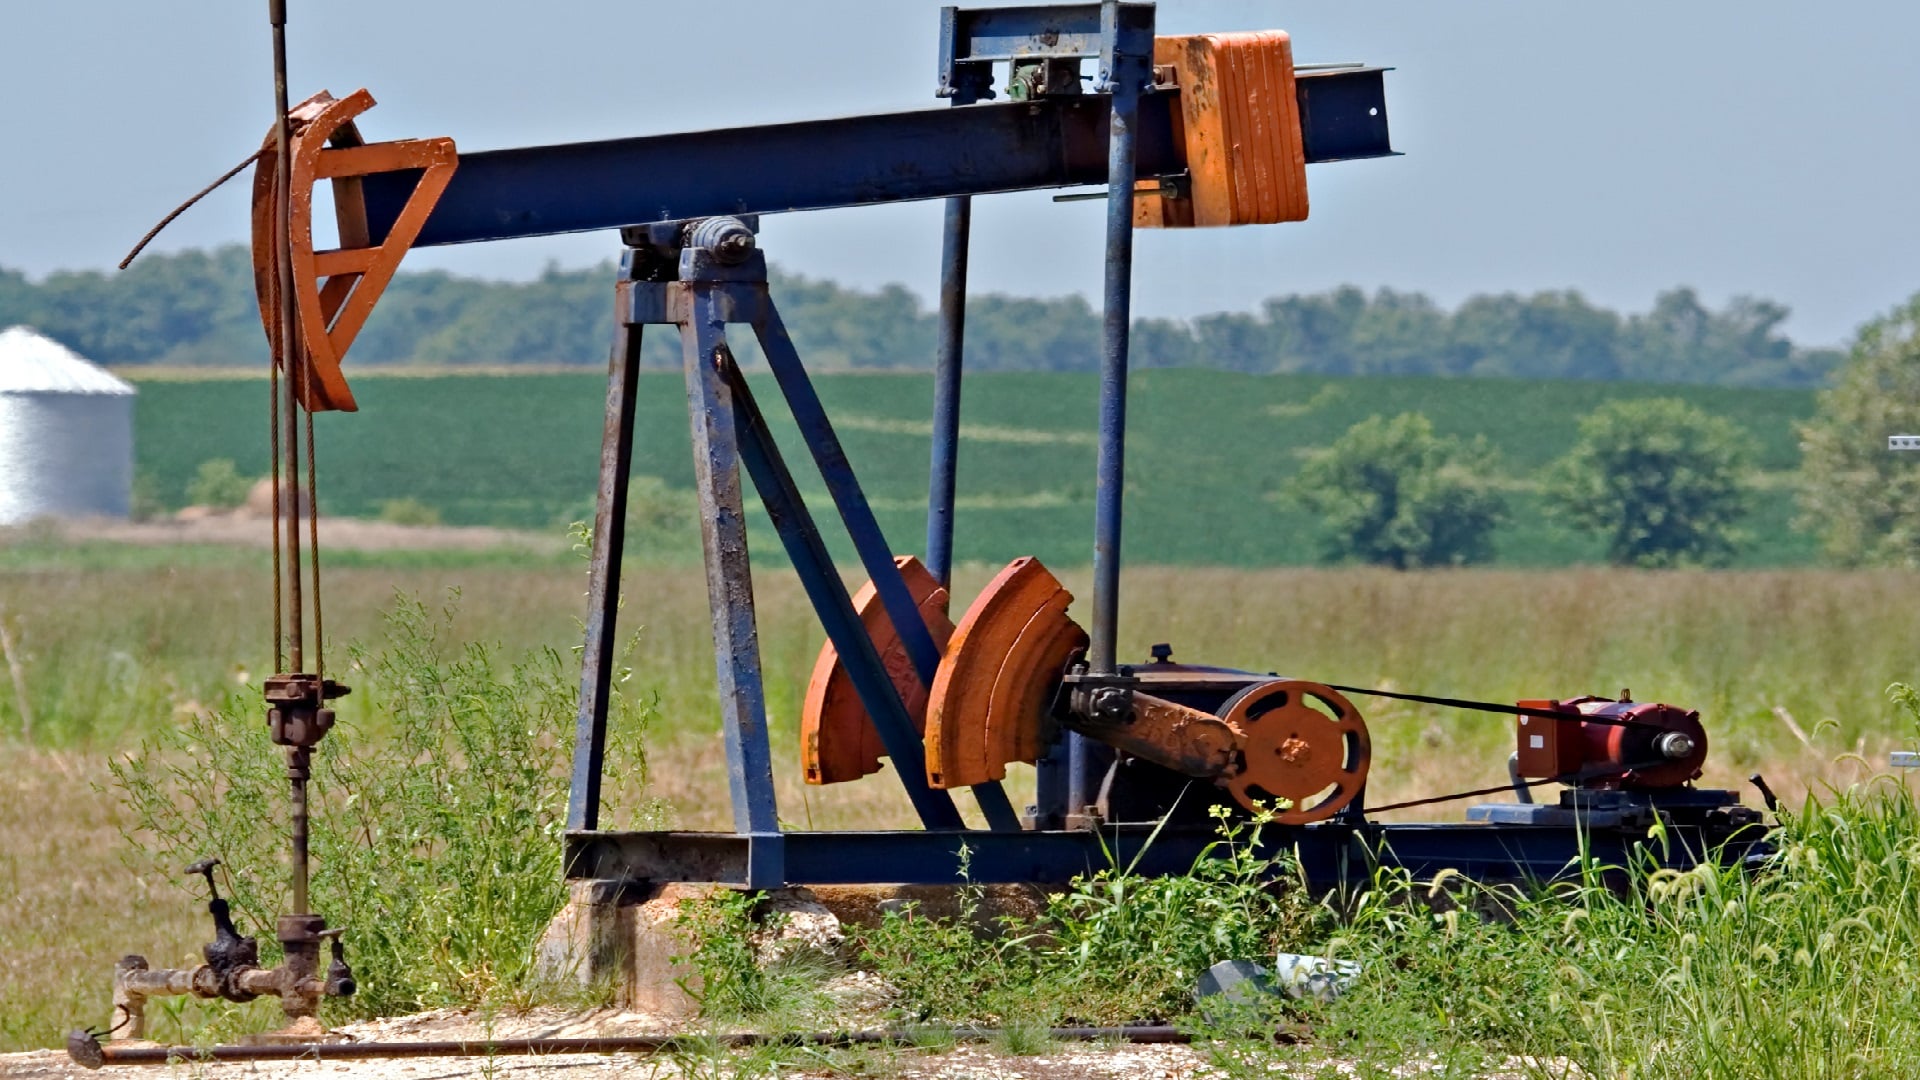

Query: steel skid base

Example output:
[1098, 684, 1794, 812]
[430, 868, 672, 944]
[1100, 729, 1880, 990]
[563, 813, 1768, 893]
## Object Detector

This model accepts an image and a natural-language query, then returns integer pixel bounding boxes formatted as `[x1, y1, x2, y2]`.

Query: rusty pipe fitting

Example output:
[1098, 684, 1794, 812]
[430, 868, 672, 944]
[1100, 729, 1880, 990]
[112, 956, 214, 1039]
[102, 919, 352, 1040]
[107, 954, 344, 1040]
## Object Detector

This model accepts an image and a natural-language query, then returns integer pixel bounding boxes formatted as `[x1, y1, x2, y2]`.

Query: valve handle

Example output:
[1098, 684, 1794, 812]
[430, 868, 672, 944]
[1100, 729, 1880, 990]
[320, 927, 357, 998]
[183, 857, 223, 901]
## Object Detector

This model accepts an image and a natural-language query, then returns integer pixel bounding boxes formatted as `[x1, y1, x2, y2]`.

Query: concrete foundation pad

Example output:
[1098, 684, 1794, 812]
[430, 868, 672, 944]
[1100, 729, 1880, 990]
[535, 881, 1053, 1014]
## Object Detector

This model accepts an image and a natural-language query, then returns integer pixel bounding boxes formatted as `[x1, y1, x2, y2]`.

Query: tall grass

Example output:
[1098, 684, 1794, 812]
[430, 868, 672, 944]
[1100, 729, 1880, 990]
[5, 551, 1919, 1060]
[4, 559, 1915, 815]
[1278, 744, 1920, 1078]
[106, 594, 662, 1035]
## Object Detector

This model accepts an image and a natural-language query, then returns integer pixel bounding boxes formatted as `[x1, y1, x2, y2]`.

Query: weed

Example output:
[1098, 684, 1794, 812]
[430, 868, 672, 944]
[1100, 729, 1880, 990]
[674, 888, 837, 1029]
[990, 1018, 1055, 1057]
[675, 889, 775, 1020]
[901, 1023, 957, 1052]
[1043, 807, 1322, 1022]
[858, 812, 1321, 1027]
[857, 861, 1049, 1025]
[796, 1041, 906, 1078]
[106, 592, 659, 1032]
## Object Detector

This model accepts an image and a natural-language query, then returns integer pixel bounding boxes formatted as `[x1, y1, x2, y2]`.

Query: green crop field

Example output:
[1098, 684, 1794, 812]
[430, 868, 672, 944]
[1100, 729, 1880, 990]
[129, 369, 1819, 567]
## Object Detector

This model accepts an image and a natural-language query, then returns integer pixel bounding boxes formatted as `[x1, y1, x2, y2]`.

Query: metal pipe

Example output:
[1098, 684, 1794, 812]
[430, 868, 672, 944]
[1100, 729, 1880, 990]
[925, 195, 970, 589]
[1088, 12, 1143, 675]
[270, 0, 303, 676]
[1074, 5, 1152, 822]
[288, 746, 309, 916]
[71, 1025, 1227, 1068]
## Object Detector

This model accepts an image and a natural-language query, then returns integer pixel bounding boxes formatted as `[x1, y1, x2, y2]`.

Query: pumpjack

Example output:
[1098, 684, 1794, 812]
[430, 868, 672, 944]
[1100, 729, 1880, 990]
[75, 3, 1769, 1054]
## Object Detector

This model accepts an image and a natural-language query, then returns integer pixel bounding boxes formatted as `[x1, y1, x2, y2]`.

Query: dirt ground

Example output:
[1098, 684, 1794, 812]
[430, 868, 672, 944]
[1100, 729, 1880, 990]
[44, 513, 566, 555]
[0, 1007, 1221, 1080]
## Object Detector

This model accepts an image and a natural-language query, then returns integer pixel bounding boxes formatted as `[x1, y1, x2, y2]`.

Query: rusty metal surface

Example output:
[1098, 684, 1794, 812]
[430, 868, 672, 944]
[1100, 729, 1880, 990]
[984, 594, 1086, 771]
[1219, 680, 1370, 824]
[925, 558, 1086, 789]
[249, 89, 457, 413]
[68, 1025, 1208, 1068]
[800, 556, 954, 785]
[1081, 692, 1239, 777]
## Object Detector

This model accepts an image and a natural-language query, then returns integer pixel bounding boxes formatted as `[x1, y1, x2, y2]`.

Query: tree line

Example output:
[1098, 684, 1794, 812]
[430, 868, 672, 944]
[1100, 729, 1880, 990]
[1298, 287, 1920, 569]
[0, 244, 1840, 386]
[1295, 402, 1755, 569]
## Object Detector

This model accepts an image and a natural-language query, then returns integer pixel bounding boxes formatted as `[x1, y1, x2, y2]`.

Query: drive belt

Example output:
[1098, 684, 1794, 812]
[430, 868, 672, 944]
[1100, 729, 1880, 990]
[1316, 682, 1666, 730]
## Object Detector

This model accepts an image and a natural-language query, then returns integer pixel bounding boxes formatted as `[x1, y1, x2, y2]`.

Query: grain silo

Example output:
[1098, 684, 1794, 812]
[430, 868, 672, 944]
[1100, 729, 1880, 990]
[0, 326, 136, 525]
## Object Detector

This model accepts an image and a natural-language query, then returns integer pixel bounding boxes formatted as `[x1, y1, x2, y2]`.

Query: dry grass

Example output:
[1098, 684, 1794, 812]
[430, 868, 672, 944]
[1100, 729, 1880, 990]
[0, 750, 204, 1051]
[1, 559, 1917, 1050]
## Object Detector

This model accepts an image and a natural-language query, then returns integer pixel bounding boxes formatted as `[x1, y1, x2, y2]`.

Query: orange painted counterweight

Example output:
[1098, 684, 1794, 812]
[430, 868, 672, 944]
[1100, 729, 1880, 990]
[800, 557, 954, 785]
[1134, 31, 1309, 229]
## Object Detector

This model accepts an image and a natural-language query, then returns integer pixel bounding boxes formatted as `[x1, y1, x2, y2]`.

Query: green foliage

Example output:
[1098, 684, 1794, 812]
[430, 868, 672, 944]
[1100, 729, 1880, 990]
[858, 816, 1322, 1026]
[1291, 413, 1506, 568]
[1545, 397, 1756, 566]
[184, 458, 252, 509]
[856, 876, 1049, 1025]
[1042, 810, 1320, 1020]
[990, 1019, 1056, 1057]
[673, 889, 772, 1018]
[1798, 292, 1920, 566]
[376, 497, 442, 527]
[565, 475, 702, 559]
[672, 890, 834, 1024]
[4, 246, 1839, 385]
[1176, 745, 1920, 1079]
[108, 594, 657, 1025]
[129, 470, 167, 522]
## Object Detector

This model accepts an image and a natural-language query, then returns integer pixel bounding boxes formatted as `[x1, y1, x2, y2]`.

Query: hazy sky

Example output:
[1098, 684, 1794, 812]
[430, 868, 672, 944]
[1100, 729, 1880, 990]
[3, 2, 1915, 346]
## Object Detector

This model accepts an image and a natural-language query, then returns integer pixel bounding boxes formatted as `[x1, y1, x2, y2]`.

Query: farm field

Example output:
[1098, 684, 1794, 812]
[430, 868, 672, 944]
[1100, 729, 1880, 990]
[126, 369, 1821, 568]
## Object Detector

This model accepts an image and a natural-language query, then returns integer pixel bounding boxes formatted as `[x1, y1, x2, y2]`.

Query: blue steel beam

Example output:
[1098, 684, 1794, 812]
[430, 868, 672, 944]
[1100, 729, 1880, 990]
[681, 292, 783, 852]
[565, 297, 644, 832]
[565, 820, 1769, 891]
[753, 301, 1024, 832]
[359, 70, 1392, 249]
[715, 344, 968, 832]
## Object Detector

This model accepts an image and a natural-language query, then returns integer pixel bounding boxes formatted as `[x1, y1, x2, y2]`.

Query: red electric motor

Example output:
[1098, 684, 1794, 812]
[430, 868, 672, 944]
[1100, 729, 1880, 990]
[1512, 692, 1708, 790]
